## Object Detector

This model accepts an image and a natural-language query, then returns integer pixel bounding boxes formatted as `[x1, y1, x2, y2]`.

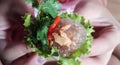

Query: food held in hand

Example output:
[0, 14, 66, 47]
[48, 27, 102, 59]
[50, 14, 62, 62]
[24, 0, 94, 65]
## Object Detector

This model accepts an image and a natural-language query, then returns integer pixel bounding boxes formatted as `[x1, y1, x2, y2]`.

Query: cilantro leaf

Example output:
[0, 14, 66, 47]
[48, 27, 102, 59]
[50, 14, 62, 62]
[37, 26, 49, 52]
[38, 0, 61, 18]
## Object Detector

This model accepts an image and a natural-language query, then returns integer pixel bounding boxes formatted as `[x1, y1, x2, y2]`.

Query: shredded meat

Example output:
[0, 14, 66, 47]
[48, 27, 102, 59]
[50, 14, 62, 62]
[51, 18, 87, 57]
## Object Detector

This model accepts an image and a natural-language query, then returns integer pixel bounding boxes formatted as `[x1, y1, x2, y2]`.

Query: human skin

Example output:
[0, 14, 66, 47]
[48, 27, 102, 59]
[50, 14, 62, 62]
[0, 0, 120, 65]
[59, 0, 120, 65]
[73, 0, 120, 65]
[108, 45, 120, 65]
[0, 0, 34, 65]
[106, 0, 120, 65]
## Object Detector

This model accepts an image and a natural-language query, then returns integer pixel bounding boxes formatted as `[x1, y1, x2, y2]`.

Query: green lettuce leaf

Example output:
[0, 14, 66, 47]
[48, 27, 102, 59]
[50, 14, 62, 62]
[23, 13, 31, 27]
[59, 57, 81, 65]
[59, 13, 94, 65]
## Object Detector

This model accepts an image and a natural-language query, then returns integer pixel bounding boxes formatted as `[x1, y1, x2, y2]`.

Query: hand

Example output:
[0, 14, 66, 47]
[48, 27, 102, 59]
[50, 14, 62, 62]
[0, 0, 34, 65]
[0, 0, 120, 65]
[73, 0, 120, 65]
[58, 0, 120, 65]
[10, 52, 39, 65]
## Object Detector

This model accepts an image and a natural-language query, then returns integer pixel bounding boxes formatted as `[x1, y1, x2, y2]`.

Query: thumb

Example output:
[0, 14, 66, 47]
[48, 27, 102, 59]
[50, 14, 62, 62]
[10, 52, 40, 65]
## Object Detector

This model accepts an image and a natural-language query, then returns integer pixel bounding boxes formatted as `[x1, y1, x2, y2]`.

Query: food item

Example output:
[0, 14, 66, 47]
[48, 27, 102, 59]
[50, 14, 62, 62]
[24, 0, 94, 65]
[48, 16, 61, 41]
[52, 18, 87, 57]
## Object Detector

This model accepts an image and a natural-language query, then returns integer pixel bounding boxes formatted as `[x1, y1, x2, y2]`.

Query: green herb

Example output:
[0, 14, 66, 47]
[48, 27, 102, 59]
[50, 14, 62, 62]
[25, 0, 61, 18]
[24, 0, 94, 65]
[24, 0, 61, 57]
[38, 0, 61, 18]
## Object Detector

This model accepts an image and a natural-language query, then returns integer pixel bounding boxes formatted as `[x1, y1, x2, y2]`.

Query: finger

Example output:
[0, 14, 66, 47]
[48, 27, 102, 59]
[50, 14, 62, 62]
[79, 49, 113, 65]
[6, 0, 34, 22]
[10, 52, 39, 65]
[0, 39, 7, 53]
[90, 25, 120, 56]
[12, 0, 33, 14]
[6, 0, 34, 43]
[74, 0, 117, 25]
[113, 44, 120, 60]
[74, 0, 120, 56]
[0, 60, 3, 65]
[0, 15, 9, 39]
[108, 54, 120, 65]
[0, 43, 33, 65]
[97, 0, 108, 6]
[23, 52, 39, 65]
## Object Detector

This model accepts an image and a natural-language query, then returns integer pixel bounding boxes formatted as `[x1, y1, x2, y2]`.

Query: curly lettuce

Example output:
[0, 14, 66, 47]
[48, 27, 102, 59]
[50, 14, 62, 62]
[58, 13, 94, 65]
